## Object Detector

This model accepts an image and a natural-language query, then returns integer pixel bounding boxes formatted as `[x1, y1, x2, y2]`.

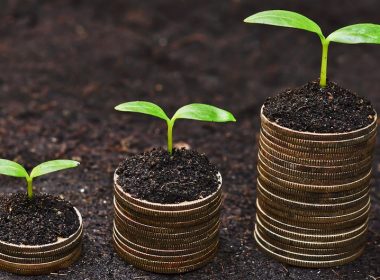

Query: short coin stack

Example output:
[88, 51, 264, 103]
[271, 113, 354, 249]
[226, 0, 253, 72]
[0, 208, 83, 275]
[113, 173, 222, 273]
[254, 108, 377, 267]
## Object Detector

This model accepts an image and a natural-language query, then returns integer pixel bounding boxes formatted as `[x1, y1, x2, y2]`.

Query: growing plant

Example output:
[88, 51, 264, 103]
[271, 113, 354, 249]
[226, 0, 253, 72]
[0, 159, 80, 199]
[244, 10, 380, 87]
[115, 101, 236, 154]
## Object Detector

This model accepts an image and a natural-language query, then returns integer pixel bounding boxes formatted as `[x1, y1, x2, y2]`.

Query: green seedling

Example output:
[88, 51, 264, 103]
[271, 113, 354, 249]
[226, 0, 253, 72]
[115, 101, 236, 154]
[0, 159, 80, 199]
[244, 10, 380, 87]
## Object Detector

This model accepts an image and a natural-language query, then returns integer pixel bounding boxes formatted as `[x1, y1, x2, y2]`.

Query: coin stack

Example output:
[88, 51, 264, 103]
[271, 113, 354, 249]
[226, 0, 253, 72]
[113, 173, 222, 273]
[0, 208, 83, 275]
[254, 107, 377, 267]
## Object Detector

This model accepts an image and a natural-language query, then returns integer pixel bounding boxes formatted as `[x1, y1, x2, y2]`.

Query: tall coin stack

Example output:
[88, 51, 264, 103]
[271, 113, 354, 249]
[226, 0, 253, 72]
[254, 107, 377, 267]
[113, 173, 222, 273]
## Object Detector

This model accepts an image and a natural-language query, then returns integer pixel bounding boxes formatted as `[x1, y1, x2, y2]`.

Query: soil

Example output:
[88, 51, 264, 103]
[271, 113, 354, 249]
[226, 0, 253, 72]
[263, 80, 376, 133]
[116, 148, 219, 204]
[0, 193, 80, 245]
[0, 0, 379, 280]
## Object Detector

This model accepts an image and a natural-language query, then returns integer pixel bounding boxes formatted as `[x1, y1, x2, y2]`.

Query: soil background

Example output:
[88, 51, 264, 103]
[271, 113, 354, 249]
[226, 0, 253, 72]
[0, 0, 379, 279]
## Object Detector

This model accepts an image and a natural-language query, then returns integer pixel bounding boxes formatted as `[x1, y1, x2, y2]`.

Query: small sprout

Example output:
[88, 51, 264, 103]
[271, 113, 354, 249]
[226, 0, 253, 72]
[244, 10, 380, 87]
[0, 159, 80, 199]
[115, 101, 236, 154]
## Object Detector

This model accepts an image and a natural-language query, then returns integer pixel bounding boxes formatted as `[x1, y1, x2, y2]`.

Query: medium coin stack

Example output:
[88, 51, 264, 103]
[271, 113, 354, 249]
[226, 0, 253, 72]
[113, 173, 222, 273]
[0, 208, 83, 275]
[254, 107, 377, 267]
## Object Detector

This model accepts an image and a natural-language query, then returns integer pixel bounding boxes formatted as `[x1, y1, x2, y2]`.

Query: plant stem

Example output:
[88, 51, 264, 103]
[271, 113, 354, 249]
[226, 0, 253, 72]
[320, 39, 330, 87]
[27, 178, 33, 199]
[167, 120, 173, 155]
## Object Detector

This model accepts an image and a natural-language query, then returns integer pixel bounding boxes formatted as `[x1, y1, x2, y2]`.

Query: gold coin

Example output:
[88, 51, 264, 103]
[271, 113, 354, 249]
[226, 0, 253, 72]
[115, 216, 220, 241]
[0, 207, 83, 255]
[254, 228, 363, 261]
[258, 165, 371, 193]
[258, 160, 371, 187]
[259, 133, 375, 161]
[254, 229, 364, 267]
[258, 175, 370, 204]
[114, 223, 219, 250]
[256, 214, 368, 242]
[259, 147, 373, 174]
[256, 203, 369, 234]
[261, 121, 377, 147]
[0, 244, 82, 276]
[260, 106, 377, 142]
[114, 206, 220, 235]
[257, 180, 369, 212]
[113, 236, 217, 274]
[113, 225, 217, 256]
[258, 189, 369, 216]
[114, 183, 222, 218]
[113, 232, 218, 262]
[255, 227, 364, 255]
[258, 153, 371, 181]
[114, 198, 221, 227]
[256, 221, 367, 249]
[259, 136, 371, 167]
[257, 198, 370, 224]
[113, 172, 223, 212]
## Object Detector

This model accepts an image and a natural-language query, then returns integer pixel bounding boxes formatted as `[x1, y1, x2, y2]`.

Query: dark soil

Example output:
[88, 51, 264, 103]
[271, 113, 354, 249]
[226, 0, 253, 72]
[263, 80, 376, 133]
[116, 148, 219, 204]
[0, 193, 79, 245]
[0, 0, 379, 280]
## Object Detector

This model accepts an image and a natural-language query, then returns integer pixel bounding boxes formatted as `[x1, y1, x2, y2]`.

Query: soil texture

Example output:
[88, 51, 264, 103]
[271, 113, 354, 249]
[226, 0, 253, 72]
[0, 0, 379, 279]
[263, 80, 376, 133]
[0, 193, 80, 245]
[116, 148, 219, 204]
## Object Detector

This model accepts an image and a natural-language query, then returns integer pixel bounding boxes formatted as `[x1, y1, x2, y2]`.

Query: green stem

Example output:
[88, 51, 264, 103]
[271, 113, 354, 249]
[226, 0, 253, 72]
[320, 39, 330, 87]
[167, 120, 174, 155]
[27, 178, 33, 199]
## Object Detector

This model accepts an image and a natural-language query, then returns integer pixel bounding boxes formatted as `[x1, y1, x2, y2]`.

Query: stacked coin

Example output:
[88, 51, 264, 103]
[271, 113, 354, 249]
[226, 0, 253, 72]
[0, 208, 83, 275]
[254, 107, 377, 267]
[113, 172, 222, 273]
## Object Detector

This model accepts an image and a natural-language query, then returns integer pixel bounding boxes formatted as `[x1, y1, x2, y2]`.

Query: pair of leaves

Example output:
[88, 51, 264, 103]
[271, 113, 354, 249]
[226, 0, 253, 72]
[0, 159, 80, 180]
[114, 102, 236, 123]
[244, 10, 380, 44]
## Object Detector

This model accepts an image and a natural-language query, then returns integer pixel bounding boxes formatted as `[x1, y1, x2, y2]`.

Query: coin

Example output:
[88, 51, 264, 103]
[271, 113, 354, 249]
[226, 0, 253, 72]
[259, 136, 371, 166]
[258, 153, 371, 181]
[113, 238, 217, 274]
[261, 121, 377, 147]
[114, 172, 223, 212]
[258, 175, 370, 204]
[260, 106, 377, 141]
[257, 198, 370, 224]
[0, 244, 82, 276]
[258, 165, 371, 193]
[257, 180, 370, 212]
[256, 214, 368, 242]
[261, 126, 376, 154]
[254, 229, 364, 267]
[259, 147, 373, 174]
[259, 133, 375, 160]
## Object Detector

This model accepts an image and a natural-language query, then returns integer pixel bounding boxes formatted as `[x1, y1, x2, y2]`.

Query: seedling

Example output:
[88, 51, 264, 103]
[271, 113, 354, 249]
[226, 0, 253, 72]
[244, 10, 380, 87]
[0, 159, 80, 199]
[115, 101, 236, 154]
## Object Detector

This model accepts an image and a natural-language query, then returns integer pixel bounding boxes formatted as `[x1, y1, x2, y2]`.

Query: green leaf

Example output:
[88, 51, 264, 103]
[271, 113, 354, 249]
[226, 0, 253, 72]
[172, 104, 236, 123]
[115, 101, 169, 121]
[0, 159, 29, 178]
[30, 160, 80, 179]
[244, 10, 323, 38]
[327, 24, 380, 44]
